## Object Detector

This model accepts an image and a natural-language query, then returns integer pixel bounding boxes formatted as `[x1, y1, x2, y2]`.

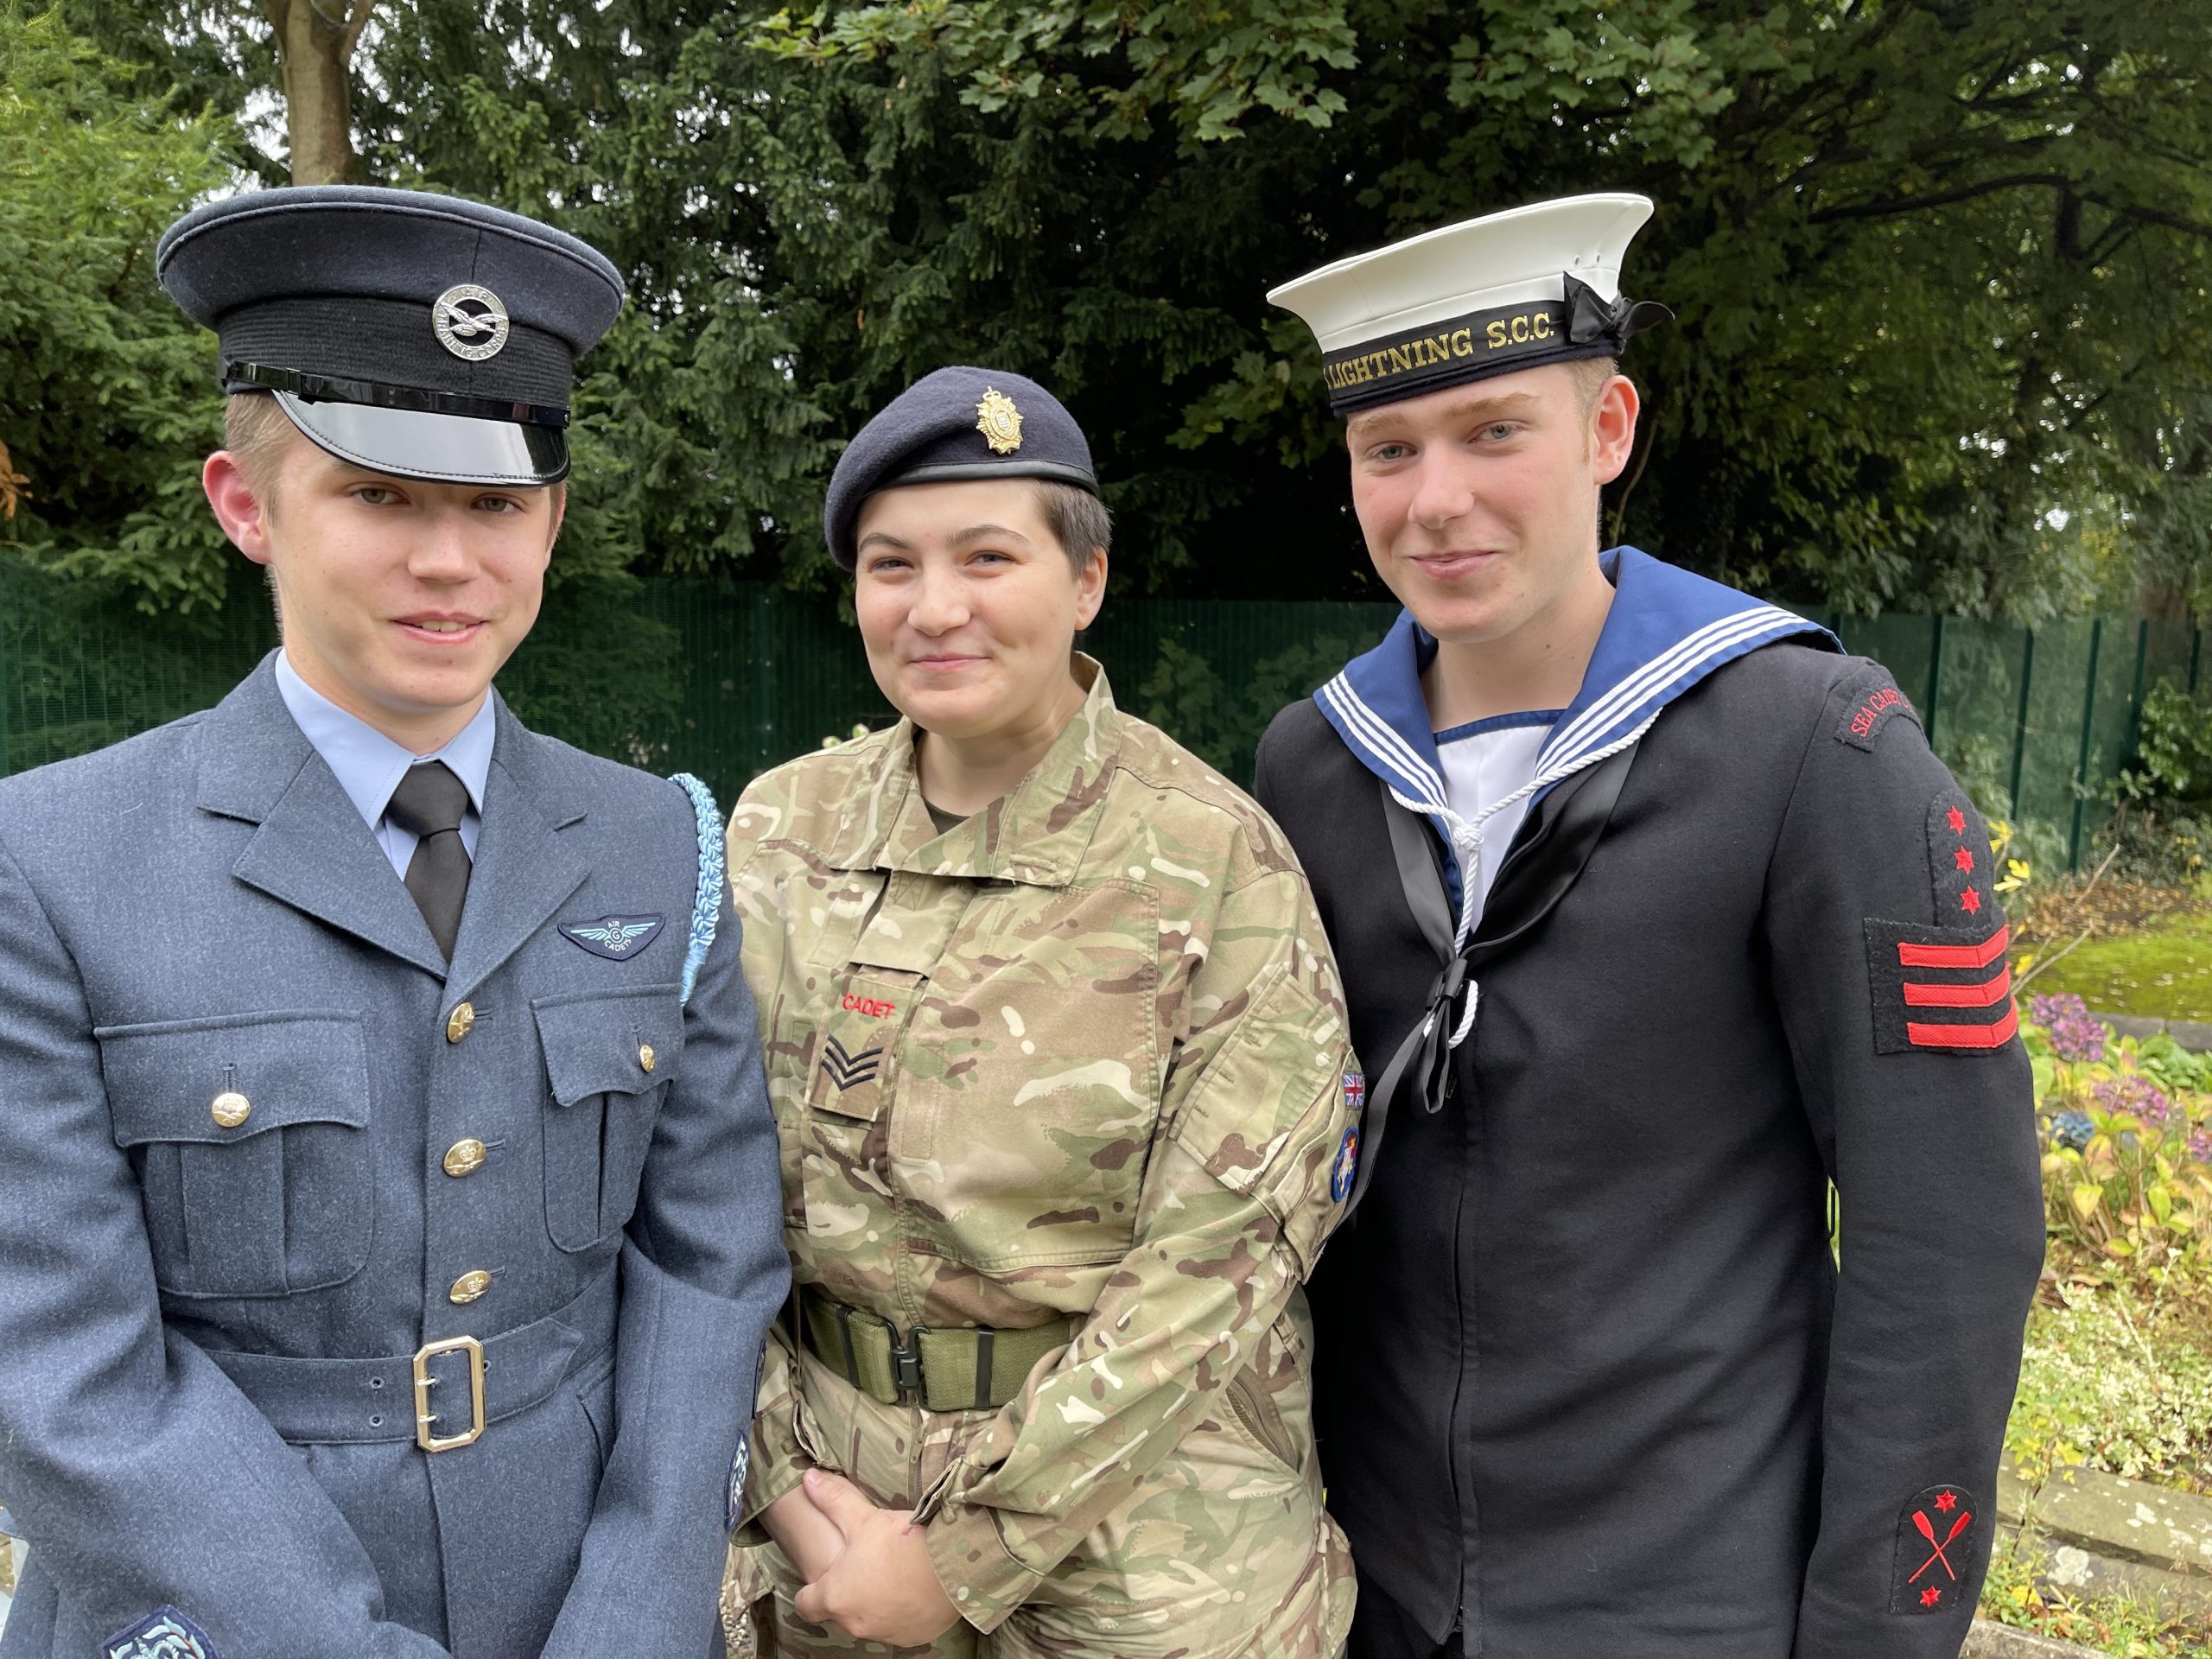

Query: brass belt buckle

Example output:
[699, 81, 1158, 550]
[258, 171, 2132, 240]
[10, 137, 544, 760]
[413, 1334, 486, 1452]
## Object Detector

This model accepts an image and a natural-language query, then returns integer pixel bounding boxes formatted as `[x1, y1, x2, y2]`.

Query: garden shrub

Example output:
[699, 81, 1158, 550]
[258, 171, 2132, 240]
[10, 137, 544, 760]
[2025, 994, 2212, 1275]
[2100, 678, 2212, 890]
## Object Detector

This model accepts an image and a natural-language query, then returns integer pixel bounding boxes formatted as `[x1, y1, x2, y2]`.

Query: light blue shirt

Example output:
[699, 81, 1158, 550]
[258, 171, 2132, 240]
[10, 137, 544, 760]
[273, 652, 495, 879]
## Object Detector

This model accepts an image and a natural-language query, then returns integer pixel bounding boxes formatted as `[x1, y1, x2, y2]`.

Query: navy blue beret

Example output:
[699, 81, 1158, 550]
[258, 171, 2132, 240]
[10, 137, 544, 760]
[825, 366, 1098, 570]
[157, 186, 624, 486]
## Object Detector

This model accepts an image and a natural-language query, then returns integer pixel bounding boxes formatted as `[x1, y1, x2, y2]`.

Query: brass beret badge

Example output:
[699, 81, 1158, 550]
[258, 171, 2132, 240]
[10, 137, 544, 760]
[976, 387, 1023, 454]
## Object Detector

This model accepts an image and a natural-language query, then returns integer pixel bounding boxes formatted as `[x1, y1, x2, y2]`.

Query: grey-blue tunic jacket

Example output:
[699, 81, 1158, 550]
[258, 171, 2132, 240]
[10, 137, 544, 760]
[0, 659, 789, 1658]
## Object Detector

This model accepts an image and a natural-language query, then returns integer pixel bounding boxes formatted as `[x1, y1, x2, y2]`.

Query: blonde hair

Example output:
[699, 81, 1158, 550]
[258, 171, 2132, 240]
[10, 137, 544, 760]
[223, 391, 297, 504]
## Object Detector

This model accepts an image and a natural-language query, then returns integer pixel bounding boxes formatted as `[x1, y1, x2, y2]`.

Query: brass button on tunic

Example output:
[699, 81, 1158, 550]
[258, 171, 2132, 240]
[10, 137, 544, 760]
[442, 1139, 486, 1178]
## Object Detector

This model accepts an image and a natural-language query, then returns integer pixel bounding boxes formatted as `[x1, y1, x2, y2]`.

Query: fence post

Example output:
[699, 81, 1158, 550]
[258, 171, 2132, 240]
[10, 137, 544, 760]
[1923, 613, 1946, 750]
[2007, 629, 2034, 818]
[2067, 618, 2103, 872]
[2192, 626, 2203, 696]
[2124, 619, 2150, 761]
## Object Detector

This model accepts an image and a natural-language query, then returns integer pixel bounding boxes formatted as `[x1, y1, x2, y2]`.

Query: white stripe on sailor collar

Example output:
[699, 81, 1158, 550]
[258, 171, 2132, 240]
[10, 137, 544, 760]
[1313, 545, 1837, 947]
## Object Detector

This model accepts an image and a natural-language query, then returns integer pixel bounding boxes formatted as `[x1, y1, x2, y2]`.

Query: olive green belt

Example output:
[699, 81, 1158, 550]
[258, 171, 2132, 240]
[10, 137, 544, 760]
[798, 1288, 1076, 1413]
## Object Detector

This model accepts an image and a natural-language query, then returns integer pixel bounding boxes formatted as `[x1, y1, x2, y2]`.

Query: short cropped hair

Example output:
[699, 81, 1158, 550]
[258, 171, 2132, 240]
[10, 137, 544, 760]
[224, 391, 298, 503]
[1570, 356, 1619, 413]
[1033, 480, 1111, 574]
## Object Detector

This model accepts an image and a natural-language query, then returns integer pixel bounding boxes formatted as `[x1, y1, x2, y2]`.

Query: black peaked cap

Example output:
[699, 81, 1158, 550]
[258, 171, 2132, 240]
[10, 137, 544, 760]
[157, 186, 625, 486]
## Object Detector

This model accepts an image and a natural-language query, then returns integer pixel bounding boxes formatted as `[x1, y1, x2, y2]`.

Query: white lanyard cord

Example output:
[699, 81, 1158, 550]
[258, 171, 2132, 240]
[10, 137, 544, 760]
[1389, 713, 1657, 1049]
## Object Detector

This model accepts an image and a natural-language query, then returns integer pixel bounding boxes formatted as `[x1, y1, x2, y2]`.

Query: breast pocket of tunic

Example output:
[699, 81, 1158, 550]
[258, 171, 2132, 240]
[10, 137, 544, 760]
[792, 971, 915, 1254]
[99, 1012, 373, 1299]
[896, 880, 1160, 1270]
[533, 984, 685, 1253]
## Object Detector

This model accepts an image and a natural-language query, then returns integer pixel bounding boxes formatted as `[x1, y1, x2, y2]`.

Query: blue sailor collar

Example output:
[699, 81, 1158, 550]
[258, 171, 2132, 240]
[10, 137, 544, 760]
[1317, 546, 1836, 931]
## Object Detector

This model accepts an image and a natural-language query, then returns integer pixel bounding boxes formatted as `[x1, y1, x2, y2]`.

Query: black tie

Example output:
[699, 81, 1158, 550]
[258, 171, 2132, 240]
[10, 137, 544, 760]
[386, 761, 474, 961]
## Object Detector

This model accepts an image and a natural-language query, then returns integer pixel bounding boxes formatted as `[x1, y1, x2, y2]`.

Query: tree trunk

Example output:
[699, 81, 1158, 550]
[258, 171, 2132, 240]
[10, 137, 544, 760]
[262, 1, 377, 185]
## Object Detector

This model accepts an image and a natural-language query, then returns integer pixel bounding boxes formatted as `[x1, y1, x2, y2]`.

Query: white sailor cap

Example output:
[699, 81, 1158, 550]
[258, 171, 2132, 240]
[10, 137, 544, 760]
[1267, 193, 1671, 416]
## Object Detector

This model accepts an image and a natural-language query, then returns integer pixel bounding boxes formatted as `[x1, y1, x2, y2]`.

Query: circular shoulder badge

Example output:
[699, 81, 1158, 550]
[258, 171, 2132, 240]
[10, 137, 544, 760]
[433, 283, 511, 361]
[1330, 1123, 1360, 1204]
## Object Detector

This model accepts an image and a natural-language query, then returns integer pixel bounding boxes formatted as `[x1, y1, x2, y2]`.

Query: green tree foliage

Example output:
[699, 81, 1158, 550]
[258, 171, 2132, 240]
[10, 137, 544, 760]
[1, 8, 238, 609]
[52, 0, 2212, 620]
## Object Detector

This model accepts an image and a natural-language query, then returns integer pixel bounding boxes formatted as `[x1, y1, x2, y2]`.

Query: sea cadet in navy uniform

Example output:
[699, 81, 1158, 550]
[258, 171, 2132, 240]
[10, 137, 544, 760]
[0, 188, 787, 1659]
[1251, 195, 2046, 1657]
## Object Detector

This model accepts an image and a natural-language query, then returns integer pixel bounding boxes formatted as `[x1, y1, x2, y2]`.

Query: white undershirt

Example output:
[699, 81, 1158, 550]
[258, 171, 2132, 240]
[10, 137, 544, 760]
[1434, 713, 1560, 922]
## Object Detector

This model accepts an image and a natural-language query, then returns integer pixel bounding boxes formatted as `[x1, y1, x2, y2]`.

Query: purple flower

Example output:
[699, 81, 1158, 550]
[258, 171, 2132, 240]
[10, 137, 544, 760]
[2031, 993, 2107, 1062]
[2088, 1072, 2175, 1128]
[2190, 1129, 2212, 1166]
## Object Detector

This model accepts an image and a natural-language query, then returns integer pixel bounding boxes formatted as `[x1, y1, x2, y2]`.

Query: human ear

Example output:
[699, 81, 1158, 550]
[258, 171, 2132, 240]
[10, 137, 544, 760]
[203, 452, 275, 564]
[1072, 547, 1108, 631]
[1589, 377, 1641, 487]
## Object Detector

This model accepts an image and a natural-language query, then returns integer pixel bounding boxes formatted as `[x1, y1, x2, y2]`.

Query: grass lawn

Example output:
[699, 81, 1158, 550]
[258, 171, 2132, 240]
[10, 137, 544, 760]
[2030, 908, 2212, 1021]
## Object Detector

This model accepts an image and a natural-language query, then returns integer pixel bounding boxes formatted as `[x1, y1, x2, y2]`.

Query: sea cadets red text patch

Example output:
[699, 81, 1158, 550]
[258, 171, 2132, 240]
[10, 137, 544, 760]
[1864, 786, 2015, 1054]
[1835, 664, 1923, 753]
[1888, 1484, 1979, 1613]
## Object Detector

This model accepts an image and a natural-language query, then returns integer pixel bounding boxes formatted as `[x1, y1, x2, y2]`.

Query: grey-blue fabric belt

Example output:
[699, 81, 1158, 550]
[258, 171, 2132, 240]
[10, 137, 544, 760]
[204, 1268, 618, 1451]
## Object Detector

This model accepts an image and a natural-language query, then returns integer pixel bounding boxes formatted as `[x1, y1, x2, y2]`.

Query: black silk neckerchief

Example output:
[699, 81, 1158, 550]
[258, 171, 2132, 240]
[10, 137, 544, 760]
[1343, 742, 1640, 1217]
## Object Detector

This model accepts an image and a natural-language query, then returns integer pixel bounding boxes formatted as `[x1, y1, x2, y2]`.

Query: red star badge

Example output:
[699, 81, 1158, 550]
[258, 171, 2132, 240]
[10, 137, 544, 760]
[1921, 1586, 1942, 1606]
[1947, 807, 1967, 835]
[1952, 848, 1974, 872]
[1960, 888, 1982, 915]
[1934, 1492, 1957, 1512]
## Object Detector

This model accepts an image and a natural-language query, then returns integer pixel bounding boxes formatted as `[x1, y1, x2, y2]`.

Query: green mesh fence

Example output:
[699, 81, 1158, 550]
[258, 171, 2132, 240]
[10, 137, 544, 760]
[3, 553, 2199, 872]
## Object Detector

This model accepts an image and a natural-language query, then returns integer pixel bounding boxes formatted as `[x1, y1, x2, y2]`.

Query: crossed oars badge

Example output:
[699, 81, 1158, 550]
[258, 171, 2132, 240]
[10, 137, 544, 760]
[1909, 1499, 1972, 1588]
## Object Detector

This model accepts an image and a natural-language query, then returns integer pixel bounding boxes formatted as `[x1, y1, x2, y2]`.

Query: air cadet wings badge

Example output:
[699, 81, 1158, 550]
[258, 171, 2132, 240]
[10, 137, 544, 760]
[105, 1607, 217, 1659]
[976, 387, 1023, 454]
[559, 913, 667, 961]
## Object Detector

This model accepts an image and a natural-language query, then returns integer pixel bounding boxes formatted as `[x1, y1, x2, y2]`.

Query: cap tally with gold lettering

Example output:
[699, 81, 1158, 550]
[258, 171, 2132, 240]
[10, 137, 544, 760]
[1267, 193, 1671, 416]
[156, 186, 624, 486]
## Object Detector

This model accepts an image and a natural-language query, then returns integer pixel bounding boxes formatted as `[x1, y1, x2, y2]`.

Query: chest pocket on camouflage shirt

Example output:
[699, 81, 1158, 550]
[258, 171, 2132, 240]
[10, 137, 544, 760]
[100, 1011, 373, 1299]
[796, 969, 916, 1248]
[533, 984, 684, 1253]
[894, 880, 1159, 1269]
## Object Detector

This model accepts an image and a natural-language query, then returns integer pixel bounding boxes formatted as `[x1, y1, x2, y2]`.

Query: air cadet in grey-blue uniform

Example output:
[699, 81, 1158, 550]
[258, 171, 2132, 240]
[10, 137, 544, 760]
[0, 188, 788, 1659]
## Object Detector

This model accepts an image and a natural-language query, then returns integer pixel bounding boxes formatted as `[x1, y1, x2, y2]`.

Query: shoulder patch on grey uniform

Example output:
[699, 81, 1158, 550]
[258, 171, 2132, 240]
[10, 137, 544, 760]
[105, 1607, 218, 1659]
[1835, 663, 1920, 752]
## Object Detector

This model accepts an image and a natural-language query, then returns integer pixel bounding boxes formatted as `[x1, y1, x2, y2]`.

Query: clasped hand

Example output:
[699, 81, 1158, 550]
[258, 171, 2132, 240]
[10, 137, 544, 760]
[760, 1467, 962, 1646]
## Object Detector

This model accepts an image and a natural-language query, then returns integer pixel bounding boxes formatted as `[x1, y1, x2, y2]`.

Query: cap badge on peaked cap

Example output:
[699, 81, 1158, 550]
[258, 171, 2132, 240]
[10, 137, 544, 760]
[433, 283, 511, 361]
[976, 387, 1024, 454]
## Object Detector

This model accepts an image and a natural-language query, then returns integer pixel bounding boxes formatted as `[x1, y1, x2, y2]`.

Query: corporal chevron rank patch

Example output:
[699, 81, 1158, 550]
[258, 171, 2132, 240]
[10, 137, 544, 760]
[105, 1607, 218, 1659]
[1864, 786, 2015, 1054]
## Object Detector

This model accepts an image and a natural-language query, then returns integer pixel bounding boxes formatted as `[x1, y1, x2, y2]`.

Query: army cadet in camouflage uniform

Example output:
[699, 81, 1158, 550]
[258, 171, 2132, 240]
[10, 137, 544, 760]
[718, 367, 1361, 1658]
